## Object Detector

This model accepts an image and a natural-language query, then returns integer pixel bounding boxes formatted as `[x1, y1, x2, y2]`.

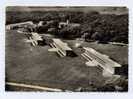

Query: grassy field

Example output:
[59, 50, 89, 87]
[6, 30, 128, 91]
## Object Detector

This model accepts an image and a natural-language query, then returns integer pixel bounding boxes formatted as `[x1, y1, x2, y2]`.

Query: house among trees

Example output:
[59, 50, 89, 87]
[59, 19, 80, 29]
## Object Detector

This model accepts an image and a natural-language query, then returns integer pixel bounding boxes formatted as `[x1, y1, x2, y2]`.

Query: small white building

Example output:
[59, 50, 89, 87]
[29, 32, 43, 46]
[31, 33, 43, 41]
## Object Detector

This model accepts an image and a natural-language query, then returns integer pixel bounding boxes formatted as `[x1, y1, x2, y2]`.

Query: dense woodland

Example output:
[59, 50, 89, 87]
[6, 11, 128, 43]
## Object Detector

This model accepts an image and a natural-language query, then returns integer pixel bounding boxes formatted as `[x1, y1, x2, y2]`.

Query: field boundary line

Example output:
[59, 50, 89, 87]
[6, 82, 62, 92]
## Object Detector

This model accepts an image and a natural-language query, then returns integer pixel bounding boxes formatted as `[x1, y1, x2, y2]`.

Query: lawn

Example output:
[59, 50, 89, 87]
[6, 30, 128, 91]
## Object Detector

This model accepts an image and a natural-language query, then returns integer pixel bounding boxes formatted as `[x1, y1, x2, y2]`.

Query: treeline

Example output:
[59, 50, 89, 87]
[81, 14, 128, 43]
[6, 11, 128, 43]
[6, 11, 84, 24]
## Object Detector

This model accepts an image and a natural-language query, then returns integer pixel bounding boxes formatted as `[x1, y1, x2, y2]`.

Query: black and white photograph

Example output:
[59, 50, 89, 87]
[5, 6, 128, 92]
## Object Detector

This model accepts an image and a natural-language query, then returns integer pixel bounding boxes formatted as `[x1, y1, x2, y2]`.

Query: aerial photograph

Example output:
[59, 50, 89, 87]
[5, 6, 128, 92]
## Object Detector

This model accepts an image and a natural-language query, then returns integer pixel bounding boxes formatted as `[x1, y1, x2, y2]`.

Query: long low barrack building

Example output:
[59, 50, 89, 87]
[49, 39, 73, 57]
[6, 21, 33, 30]
[81, 47, 122, 77]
